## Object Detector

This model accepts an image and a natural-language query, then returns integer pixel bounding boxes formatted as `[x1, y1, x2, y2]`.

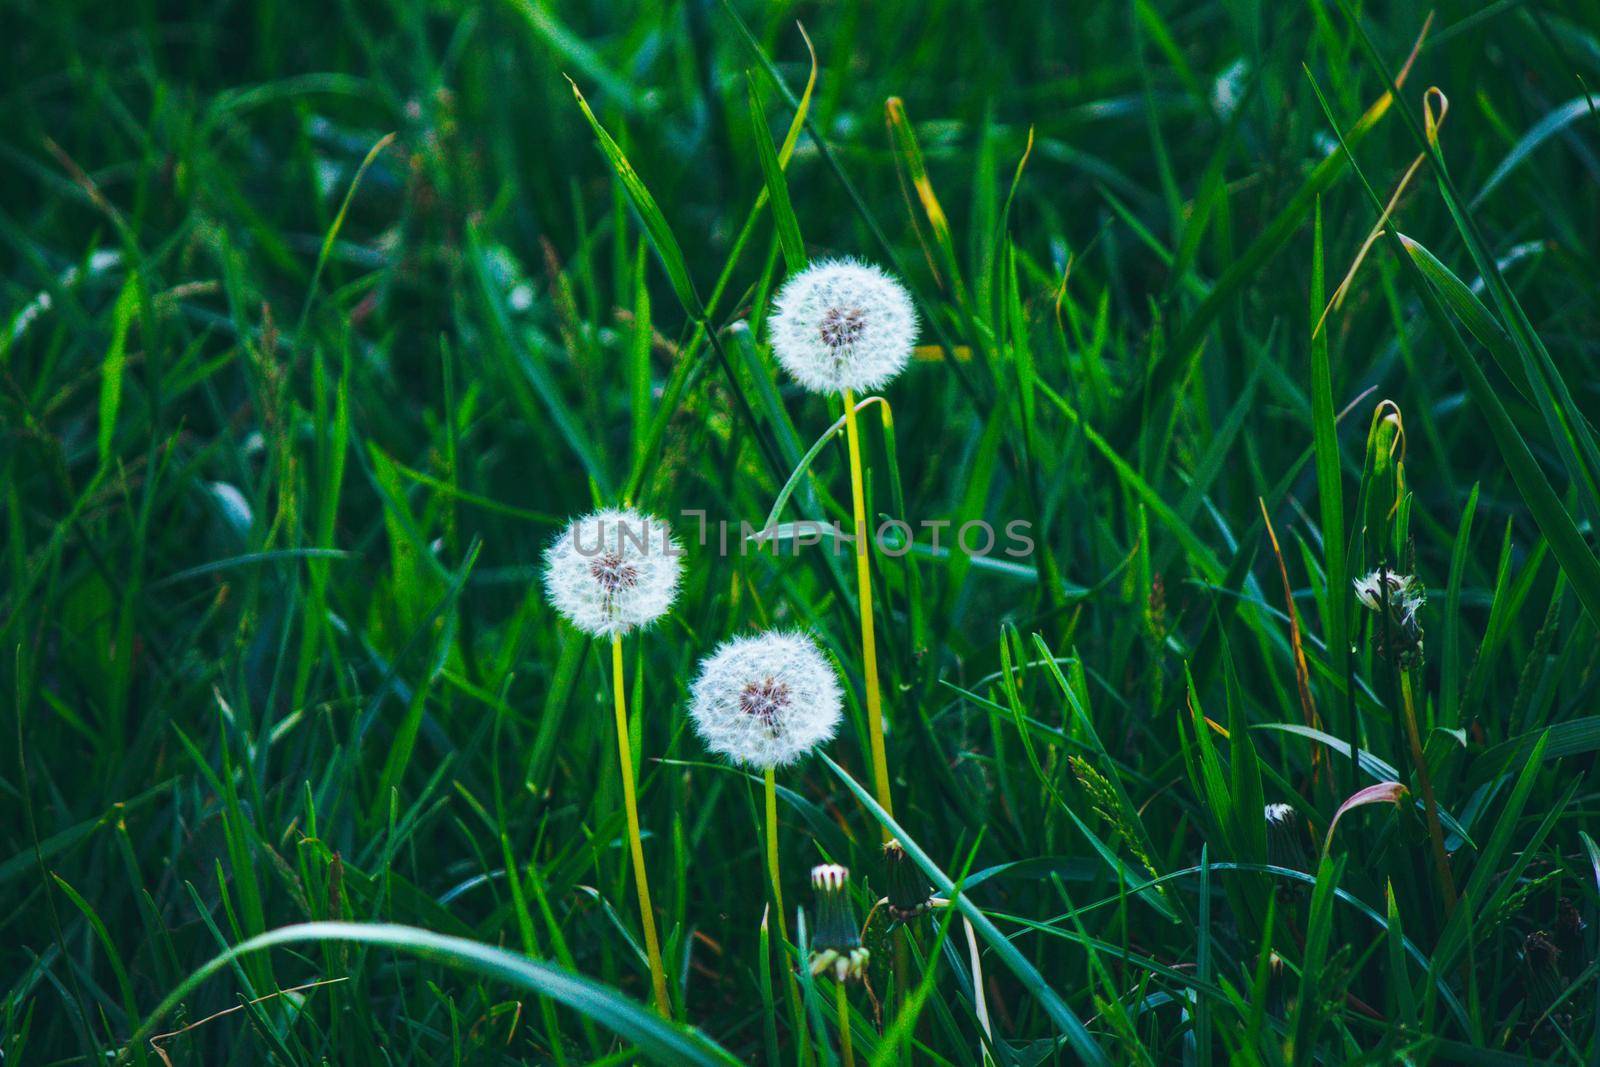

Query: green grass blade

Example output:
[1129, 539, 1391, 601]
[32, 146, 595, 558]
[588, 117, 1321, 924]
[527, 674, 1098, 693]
[120, 922, 741, 1066]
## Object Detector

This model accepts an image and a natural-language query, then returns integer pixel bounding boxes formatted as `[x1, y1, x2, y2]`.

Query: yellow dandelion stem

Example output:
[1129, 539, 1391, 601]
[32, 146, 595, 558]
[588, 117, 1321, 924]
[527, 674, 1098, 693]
[842, 388, 894, 839]
[765, 767, 786, 940]
[611, 634, 671, 1017]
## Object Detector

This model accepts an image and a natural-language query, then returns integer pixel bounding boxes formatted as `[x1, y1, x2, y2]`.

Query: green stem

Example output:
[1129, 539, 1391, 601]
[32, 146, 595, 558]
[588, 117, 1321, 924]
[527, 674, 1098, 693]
[1399, 669, 1457, 915]
[842, 389, 894, 835]
[834, 979, 855, 1067]
[611, 635, 670, 1016]
[766, 767, 811, 1065]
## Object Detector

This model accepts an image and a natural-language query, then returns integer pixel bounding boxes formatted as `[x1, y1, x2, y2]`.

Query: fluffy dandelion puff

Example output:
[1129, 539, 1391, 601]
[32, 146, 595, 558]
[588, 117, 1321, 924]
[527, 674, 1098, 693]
[689, 632, 842, 769]
[769, 258, 917, 394]
[543, 508, 681, 637]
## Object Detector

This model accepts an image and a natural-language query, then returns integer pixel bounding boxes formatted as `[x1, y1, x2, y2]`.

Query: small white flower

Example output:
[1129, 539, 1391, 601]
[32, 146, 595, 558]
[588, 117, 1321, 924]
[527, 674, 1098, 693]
[543, 508, 681, 637]
[689, 631, 842, 769]
[768, 259, 917, 394]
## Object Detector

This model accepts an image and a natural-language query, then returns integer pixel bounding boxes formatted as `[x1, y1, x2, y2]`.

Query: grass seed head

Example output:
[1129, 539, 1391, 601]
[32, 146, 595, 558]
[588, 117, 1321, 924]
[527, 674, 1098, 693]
[543, 508, 681, 637]
[688, 631, 842, 769]
[768, 258, 917, 394]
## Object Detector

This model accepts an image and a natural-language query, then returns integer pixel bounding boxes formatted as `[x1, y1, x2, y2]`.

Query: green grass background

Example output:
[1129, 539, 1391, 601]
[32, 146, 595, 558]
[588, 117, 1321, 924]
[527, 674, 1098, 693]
[5, 0, 1600, 1062]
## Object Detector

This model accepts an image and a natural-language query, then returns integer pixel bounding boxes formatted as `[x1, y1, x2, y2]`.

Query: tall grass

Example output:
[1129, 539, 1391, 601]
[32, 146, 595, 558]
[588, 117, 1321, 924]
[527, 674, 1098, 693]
[5, 0, 1600, 1062]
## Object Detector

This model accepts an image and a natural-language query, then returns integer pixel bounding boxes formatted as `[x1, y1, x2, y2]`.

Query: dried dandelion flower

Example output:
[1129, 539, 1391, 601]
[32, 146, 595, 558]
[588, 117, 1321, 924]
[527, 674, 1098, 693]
[688, 632, 842, 770]
[543, 508, 681, 637]
[1353, 568, 1426, 667]
[768, 259, 917, 394]
[1352, 569, 1424, 621]
[808, 864, 869, 982]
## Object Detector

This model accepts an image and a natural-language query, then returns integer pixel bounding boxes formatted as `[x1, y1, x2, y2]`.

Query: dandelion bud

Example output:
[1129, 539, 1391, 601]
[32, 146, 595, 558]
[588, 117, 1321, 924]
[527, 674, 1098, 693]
[1352, 568, 1426, 668]
[543, 509, 681, 637]
[1554, 897, 1587, 961]
[1264, 803, 1310, 873]
[768, 259, 917, 394]
[881, 839, 933, 923]
[688, 632, 842, 770]
[1518, 926, 1575, 1050]
[1264, 950, 1289, 1017]
[808, 864, 869, 982]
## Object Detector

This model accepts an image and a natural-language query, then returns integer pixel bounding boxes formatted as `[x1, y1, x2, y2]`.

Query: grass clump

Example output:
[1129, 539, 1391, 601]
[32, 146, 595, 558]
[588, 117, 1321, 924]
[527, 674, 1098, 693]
[5, 1, 1600, 1063]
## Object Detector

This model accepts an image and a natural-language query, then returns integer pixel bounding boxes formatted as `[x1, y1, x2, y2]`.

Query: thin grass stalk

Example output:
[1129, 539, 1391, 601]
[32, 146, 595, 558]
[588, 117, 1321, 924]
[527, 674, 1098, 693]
[610, 634, 670, 1016]
[841, 389, 894, 833]
[1399, 669, 1458, 915]
[834, 980, 856, 1067]
[963, 916, 996, 1067]
[765, 766, 812, 1065]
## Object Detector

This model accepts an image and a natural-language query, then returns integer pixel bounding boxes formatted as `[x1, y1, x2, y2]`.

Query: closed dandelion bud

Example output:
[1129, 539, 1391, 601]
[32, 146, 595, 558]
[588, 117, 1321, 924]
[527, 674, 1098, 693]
[808, 864, 869, 982]
[1352, 568, 1426, 668]
[1514, 928, 1572, 1052]
[1554, 897, 1587, 971]
[882, 839, 933, 923]
[688, 632, 842, 770]
[1264, 803, 1310, 873]
[1265, 950, 1289, 1017]
[768, 259, 917, 395]
[543, 509, 681, 637]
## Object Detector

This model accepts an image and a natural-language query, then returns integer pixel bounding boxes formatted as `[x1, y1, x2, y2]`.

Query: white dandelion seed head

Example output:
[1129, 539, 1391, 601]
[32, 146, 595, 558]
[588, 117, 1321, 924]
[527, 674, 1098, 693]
[689, 631, 842, 770]
[1352, 569, 1425, 621]
[768, 258, 917, 394]
[542, 508, 682, 637]
[1264, 803, 1296, 825]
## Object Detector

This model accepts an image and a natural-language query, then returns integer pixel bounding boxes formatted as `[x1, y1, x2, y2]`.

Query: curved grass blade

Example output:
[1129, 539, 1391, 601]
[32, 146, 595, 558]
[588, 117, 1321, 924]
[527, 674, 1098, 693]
[118, 922, 741, 1066]
[1473, 96, 1600, 206]
[1393, 234, 1600, 623]
[747, 75, 805, 275]
[296, 132, 395, 336]
[568, 78, 702, 317]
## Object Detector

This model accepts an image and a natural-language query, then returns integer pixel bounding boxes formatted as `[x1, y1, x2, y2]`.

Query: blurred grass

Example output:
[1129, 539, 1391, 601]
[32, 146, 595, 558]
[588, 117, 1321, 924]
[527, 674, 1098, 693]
[5, 0, 1600, 1063]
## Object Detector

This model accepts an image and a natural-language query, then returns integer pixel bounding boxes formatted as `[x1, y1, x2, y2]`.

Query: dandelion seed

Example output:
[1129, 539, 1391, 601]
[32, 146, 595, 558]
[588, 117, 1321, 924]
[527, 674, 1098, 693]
[543, 508, 681, 637]
[769, 259, 917, 395]
[688, 632, 842, 770]
[809, 864, 869, 982]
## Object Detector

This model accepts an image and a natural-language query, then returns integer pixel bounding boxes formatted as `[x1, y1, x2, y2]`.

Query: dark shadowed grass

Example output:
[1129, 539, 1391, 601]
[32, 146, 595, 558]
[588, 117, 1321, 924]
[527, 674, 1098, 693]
[5, 0, 1600, 1062]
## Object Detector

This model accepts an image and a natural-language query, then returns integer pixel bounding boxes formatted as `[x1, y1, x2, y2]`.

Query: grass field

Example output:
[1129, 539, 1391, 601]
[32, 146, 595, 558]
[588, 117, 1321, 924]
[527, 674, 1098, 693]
[6, 0, 1600, 1062]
